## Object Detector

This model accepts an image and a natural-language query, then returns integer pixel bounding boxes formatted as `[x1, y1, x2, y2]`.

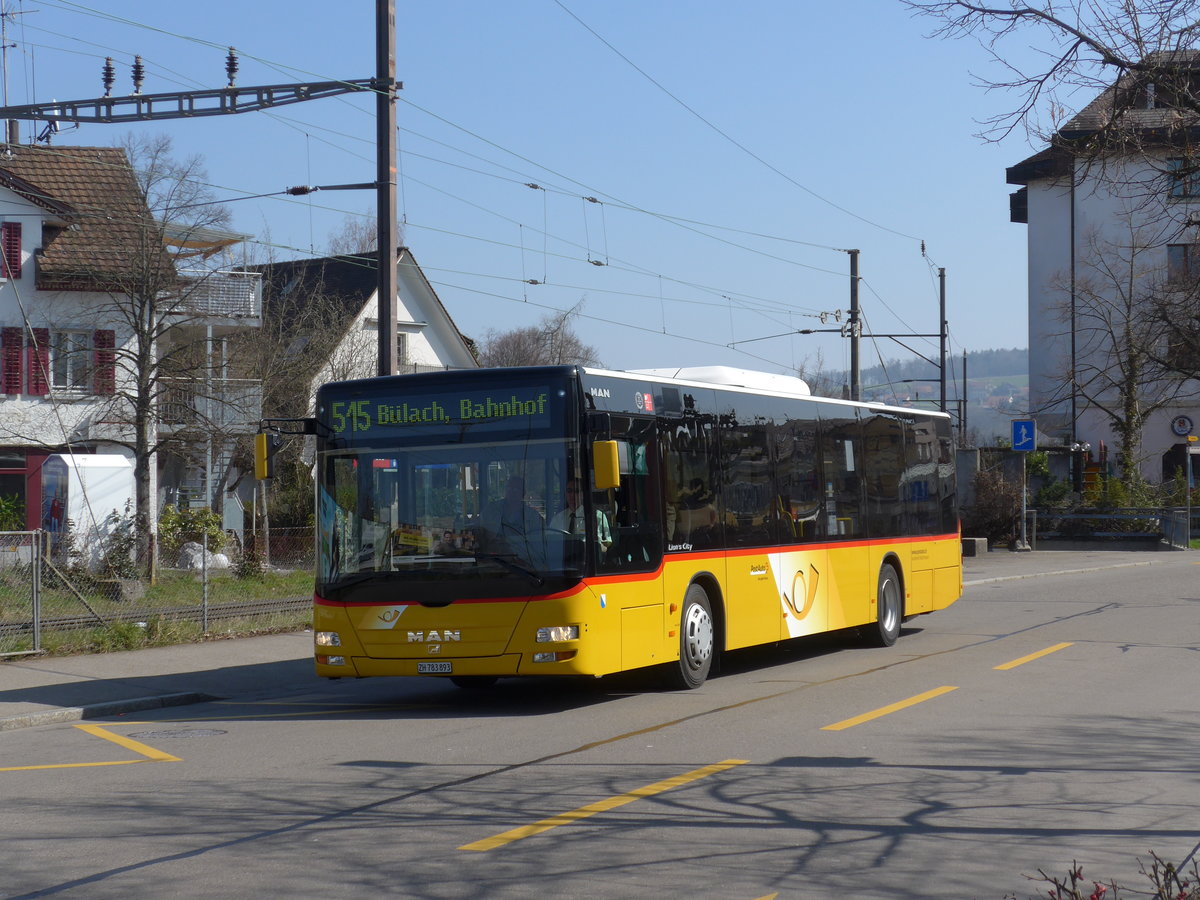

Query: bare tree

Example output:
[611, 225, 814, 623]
[1046, 218, 1199, 482]
[905, 1, 1200, 148]
[327, 210, 393, 256]
[95, 135, 238, 574]
[478, 304, 601, 367]
[793, 349, 843, 398]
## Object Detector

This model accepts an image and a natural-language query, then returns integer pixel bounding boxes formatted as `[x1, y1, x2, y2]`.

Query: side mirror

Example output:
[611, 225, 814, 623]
[592, 440, 620, 490]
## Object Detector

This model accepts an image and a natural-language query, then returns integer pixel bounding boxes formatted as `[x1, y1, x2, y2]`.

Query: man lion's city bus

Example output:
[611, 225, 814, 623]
[311, 365, 961, 689]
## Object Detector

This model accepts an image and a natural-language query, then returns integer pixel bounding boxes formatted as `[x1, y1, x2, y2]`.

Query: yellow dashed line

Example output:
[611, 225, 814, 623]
[994, 642, 1074, 671]
[459, 758, 748, 851]
[821, 686, 958, 731]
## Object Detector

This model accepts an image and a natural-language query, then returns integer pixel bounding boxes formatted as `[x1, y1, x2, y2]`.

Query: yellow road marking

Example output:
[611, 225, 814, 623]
[994, 642, 1074, 671]
[821, 686, 958, 731]
[0, 759, 149, 772]
[0, 724, 181, 773]
[459, 758, 748, 852]
[73, 724, 182, 762]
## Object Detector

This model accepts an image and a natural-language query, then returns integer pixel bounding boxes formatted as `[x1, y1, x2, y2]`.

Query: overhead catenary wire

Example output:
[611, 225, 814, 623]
[7, 3, 950, 379]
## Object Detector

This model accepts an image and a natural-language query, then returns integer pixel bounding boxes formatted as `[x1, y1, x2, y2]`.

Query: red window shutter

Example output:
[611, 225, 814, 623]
[93, 329, 115, 396]
[1, 223, 22, 279]
[26, 327, 49, 396]
[1, 326, 22, 393]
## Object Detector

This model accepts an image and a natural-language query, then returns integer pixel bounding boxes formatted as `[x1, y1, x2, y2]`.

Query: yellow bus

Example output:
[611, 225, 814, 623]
[311, 365, 961, 689]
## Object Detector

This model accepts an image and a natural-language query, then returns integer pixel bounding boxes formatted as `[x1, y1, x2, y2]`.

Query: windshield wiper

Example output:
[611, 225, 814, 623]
[474, 552, 544, 586]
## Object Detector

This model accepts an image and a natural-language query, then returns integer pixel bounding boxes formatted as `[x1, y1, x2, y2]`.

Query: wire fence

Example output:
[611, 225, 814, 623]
[0, 527, 315, 658]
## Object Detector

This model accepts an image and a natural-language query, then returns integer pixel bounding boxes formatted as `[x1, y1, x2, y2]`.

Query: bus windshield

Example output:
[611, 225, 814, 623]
[314, 370, 589, 602]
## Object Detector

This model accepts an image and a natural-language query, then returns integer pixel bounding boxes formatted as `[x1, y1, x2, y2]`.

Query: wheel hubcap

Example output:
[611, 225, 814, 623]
[683, 603, 713, 669]
[880, 578, 899, 631]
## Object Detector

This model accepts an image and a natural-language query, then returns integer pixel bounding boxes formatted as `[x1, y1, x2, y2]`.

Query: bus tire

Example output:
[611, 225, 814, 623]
[872, 563, 903, 647]
[666, 583, 714, 689]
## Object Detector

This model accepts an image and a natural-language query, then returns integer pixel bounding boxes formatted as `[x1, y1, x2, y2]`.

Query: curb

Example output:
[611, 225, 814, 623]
[0, 691, 219, 733]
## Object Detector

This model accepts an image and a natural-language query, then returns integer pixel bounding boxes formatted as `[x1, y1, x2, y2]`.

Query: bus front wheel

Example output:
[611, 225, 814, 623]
[872, 563, 903, 647]
[666, 584, 714, 689]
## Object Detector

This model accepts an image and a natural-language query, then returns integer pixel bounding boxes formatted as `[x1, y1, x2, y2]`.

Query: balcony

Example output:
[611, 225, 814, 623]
[175, 270, 262, 321]
[159, 377, 262, 433]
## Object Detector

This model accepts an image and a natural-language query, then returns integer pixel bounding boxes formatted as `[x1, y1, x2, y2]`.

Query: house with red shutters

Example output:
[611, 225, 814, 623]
[0, 145, 261, 536]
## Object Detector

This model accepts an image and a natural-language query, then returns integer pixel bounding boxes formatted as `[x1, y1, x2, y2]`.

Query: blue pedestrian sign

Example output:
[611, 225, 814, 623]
[1011, 419, 1037, 452]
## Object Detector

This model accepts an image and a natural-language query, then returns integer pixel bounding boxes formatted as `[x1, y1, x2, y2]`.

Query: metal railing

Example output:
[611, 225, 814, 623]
[176, 270, 262, 319]
[1030, 507, 1193, 549]
[159, 377, 262, 429]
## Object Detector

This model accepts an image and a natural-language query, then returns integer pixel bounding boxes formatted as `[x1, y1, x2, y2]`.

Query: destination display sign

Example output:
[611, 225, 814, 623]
[322, 386, 556, 437]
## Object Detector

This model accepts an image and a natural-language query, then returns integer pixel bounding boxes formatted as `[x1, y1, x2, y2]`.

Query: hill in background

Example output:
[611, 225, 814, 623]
[825, 347, 1028, 444]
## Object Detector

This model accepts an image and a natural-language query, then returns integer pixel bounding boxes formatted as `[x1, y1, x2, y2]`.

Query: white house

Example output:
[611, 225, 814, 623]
[256, 247, 478, 409]
[1008, 55, 1200, 483]
[0, 144, 262, 537]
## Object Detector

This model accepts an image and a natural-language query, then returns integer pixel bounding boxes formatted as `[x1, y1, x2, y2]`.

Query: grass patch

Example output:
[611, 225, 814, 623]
[1, 567, 314, 626]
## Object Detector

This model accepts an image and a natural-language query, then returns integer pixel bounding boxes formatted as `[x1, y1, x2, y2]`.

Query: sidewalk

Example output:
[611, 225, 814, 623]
[0, 548, 1189, 731]
[0, 631, 313, 732]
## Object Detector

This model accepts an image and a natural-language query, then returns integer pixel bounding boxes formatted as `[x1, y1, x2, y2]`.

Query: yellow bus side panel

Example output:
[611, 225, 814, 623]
[724, 553, 784, 649]
[622, 604, 666, 670]
[906, 568, 934, 615]
[826, 545, 871, 630]
[934, 564, 961, 610]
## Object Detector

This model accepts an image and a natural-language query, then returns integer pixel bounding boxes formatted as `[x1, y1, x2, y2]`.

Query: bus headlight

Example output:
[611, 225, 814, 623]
[315, 631, 341, 647]
[317, 655, 346, 666]
[536, 625, 579, 643]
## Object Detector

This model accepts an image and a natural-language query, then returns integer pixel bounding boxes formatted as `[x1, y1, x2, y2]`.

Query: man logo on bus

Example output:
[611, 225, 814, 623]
[407, 630, 462, 642]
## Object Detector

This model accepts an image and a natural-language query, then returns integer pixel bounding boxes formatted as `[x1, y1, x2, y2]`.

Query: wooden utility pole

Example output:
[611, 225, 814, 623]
[939, 267, 948, 413]
[376, 0, 398, 377]
[848, 249, 860, 402]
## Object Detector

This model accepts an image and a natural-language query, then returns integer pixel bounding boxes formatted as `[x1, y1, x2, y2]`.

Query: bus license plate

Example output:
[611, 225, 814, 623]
[418, 662, 452, 674]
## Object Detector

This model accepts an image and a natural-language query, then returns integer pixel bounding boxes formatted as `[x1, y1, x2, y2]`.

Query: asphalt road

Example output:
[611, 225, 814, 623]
[3, 553, 1199, 899]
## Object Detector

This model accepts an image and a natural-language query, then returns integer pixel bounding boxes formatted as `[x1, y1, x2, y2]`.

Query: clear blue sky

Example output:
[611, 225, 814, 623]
[3, 0, 1042, 387]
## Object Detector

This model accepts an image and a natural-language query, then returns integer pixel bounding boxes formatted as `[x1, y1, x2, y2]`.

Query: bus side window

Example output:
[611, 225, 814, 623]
[779, 403, 823, 542]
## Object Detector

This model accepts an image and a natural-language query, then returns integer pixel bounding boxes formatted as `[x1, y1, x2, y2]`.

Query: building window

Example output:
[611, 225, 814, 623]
[1168, 158, 1200, 198]
[1167, 243, 1200, 282]
[1, 222, 21, 279]
[51, 330, 92, 392]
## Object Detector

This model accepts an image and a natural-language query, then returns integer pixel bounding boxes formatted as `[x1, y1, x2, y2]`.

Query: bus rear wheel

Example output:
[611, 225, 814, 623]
[871, 563, 902, 647]
[666, 584, 714, 689]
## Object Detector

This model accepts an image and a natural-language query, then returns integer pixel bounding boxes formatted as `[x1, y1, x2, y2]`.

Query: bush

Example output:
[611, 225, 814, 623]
[99, 501, 139, 579]
[0, 493, 24, 531]
[159, 505, 226, 556]
[962, 467, 1023, 545]
[1033, 475, 1072, 508]
[232, 540, 265, 579]
[1006, 854, 1200, 899]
